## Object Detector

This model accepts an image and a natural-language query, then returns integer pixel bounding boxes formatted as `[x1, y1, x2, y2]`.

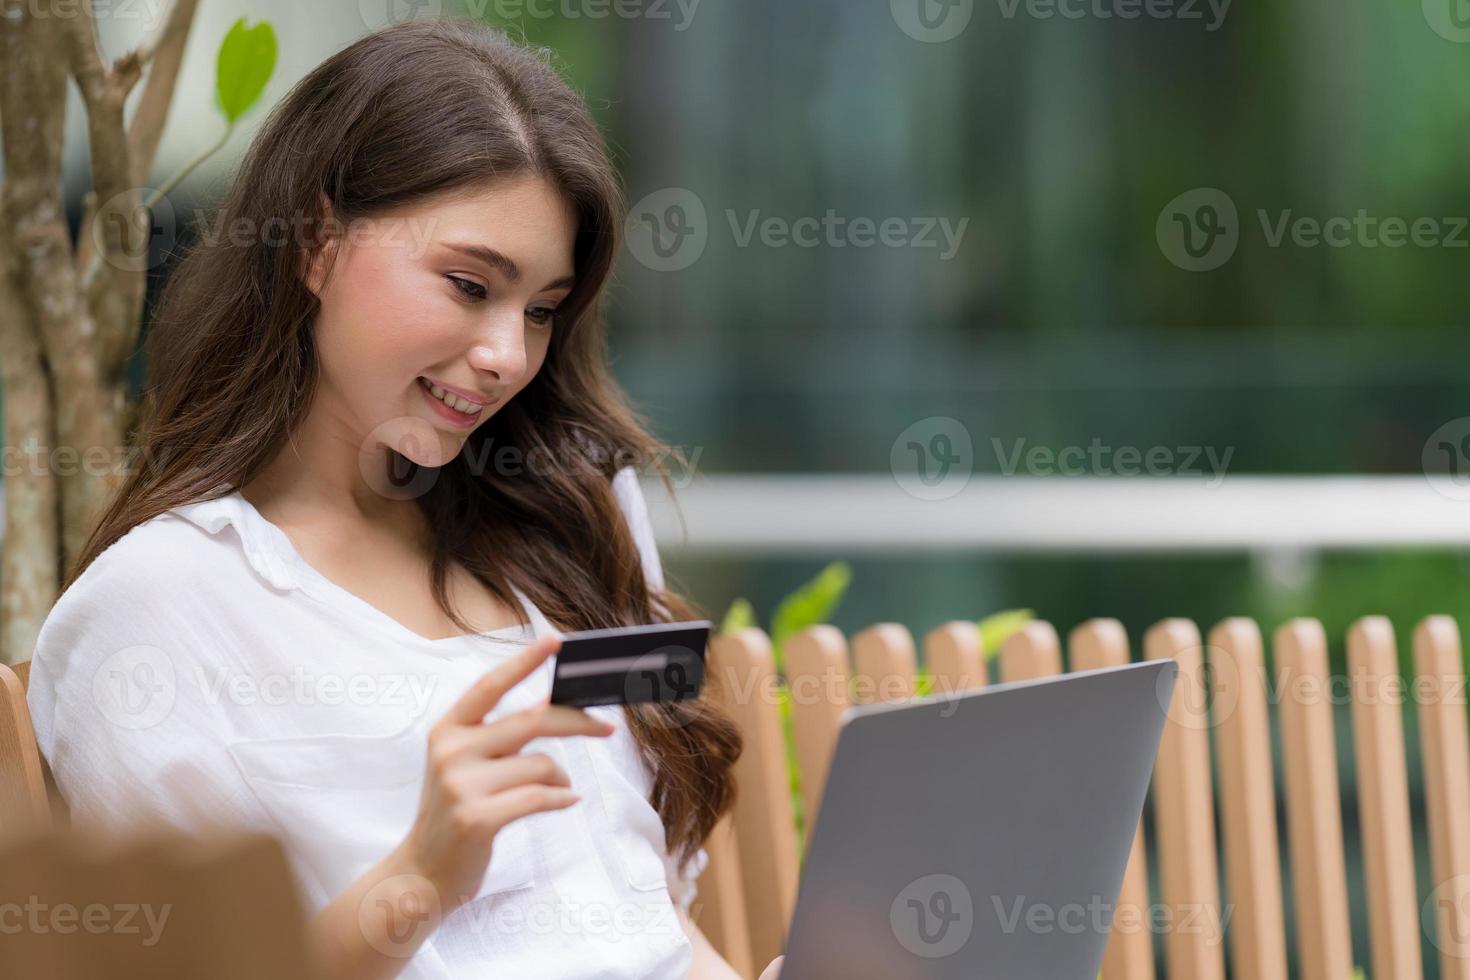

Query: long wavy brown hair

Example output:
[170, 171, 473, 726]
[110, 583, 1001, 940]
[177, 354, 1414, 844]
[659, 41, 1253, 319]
[67, 17, 740, 883]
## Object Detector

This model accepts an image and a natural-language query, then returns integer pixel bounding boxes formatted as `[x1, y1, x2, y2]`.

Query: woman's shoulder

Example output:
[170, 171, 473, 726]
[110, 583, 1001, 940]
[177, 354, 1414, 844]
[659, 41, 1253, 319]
[38, 499, 263, 657]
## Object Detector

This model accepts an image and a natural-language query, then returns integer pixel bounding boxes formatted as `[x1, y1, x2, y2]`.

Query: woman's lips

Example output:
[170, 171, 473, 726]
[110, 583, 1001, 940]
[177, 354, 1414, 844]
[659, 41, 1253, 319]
[418, 376, 490, 428]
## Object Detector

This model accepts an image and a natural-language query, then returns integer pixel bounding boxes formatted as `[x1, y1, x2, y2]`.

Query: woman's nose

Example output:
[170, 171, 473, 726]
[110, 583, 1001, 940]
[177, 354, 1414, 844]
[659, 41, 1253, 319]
[468, 323, 527, 382]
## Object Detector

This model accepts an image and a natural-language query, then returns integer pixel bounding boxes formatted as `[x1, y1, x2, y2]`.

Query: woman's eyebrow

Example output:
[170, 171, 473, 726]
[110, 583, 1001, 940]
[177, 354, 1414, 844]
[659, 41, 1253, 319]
[442, 242, 575, 290]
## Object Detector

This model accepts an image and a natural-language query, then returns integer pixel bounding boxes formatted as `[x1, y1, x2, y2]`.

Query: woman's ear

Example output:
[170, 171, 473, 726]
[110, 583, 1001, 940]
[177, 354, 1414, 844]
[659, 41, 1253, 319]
[299, 192, 341, 298]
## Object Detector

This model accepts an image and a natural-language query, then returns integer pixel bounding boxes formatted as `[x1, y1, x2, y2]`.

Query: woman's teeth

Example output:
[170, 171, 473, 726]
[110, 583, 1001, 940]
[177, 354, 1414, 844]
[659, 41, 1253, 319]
[423, 379, 483, 416]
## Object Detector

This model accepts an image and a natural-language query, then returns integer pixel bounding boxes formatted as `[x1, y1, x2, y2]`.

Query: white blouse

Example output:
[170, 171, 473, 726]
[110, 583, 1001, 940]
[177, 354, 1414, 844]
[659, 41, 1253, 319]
[26, 466, 708, 980]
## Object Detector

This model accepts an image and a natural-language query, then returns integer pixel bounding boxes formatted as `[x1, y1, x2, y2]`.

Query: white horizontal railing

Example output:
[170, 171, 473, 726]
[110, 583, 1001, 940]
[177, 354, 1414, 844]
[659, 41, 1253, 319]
[640, 475, 1470, 553]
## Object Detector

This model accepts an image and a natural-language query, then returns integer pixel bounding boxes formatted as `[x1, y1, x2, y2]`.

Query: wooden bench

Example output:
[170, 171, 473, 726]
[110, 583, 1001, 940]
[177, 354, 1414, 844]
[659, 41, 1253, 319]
[1, 663, 319, 975]
[690, 615, 1470, 980]
[8, 615, 1469, 978]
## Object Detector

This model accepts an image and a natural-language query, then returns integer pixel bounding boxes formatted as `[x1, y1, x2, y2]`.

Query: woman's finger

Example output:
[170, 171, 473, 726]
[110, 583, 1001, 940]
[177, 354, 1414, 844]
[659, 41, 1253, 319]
[443, 630, 562, 726]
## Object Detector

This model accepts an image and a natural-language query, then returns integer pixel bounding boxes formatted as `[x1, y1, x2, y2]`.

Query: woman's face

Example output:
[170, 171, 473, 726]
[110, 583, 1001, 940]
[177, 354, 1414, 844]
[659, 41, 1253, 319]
[304, 176, 578, 473]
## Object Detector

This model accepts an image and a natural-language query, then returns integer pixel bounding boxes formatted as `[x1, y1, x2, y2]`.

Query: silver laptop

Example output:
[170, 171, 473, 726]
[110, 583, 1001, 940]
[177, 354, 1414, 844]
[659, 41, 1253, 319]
[779, 658, 1177, 979]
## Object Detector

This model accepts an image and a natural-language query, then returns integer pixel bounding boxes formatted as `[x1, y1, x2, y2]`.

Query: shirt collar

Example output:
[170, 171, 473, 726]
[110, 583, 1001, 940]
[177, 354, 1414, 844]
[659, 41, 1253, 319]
[167, 490, 555, 642]
[168, 491, 304, 593]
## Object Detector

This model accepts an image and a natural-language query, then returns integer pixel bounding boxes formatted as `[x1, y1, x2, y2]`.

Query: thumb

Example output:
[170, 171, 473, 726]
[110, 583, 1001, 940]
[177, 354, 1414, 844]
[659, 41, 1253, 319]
[757, 955, 784, 980]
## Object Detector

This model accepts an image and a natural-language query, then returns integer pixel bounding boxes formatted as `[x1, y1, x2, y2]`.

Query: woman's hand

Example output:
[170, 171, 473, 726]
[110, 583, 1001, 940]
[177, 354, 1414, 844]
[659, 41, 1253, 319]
[399, 631, 615, 911]
[757, 956, 784, 980]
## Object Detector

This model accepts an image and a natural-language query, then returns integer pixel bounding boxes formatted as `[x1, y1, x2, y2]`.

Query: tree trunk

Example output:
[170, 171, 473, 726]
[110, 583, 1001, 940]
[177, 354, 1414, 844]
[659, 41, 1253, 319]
[0, 2, 198, 664]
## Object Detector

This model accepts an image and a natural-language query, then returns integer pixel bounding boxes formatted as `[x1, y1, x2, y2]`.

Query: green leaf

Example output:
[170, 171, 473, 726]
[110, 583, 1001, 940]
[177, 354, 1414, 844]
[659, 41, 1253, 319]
[770, 561, 852, 656]
[977, 608, 1034, 658]
[720, 597, 756, 635]
[216, 19, 277, 124]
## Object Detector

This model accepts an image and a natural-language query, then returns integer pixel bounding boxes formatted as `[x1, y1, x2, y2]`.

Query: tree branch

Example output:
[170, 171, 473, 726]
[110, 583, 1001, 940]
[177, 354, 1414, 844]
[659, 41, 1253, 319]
[126, 0, 200, 186]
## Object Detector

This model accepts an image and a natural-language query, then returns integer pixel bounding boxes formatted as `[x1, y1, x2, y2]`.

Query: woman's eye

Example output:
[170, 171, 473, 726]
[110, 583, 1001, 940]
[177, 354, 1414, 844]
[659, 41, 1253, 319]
[446, 275, 487, 301]
[527, 306, 556, 328]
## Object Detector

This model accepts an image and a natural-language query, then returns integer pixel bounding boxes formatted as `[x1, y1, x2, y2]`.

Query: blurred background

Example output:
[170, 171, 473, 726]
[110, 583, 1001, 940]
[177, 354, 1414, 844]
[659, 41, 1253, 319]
[33, 0, 1470, 973]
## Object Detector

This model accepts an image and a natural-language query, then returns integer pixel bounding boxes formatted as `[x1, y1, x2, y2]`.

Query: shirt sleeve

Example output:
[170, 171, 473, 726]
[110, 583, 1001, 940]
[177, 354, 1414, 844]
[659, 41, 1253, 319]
[664, 842, 711, 914]
[611, 464, 666, 593]
[610, 466, 710, 911]
[25, 540, 272, 846]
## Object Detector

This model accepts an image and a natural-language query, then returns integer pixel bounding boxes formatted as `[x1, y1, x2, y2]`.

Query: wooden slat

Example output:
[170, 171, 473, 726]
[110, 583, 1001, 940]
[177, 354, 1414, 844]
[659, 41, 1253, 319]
[1208, 618, 1288, 980]
[1070, 619, 1155, 980]
[1145, 618, 1226, 980]
[693, 813, 754, 979]
[708, 629, 800, 971]
[999, 621, 1062, 682]
[1413, 616, 1470, 978]
[923, 620, 988, 696]
[1347, 616, 1424, 980]
[850, 623, 916, 704]
[0, 830, 318, 977]
[1274, 618, 1354, 980]
[0, 661, 50, 833]
[783, 625, 850, 843]
[923, 619, 988, 697]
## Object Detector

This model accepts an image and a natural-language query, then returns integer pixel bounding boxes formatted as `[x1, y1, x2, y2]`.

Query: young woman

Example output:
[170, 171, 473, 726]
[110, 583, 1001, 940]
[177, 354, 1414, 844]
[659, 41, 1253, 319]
[26, 19, 783, 980]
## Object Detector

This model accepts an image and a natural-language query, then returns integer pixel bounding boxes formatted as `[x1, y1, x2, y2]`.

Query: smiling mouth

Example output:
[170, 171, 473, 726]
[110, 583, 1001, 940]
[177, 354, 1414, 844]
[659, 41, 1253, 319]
[417, 377, 492, 424]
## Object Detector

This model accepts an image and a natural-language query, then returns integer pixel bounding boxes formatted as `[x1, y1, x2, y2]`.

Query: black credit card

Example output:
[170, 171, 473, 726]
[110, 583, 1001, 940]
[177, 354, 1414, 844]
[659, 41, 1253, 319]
[549, 620, 710, 707]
